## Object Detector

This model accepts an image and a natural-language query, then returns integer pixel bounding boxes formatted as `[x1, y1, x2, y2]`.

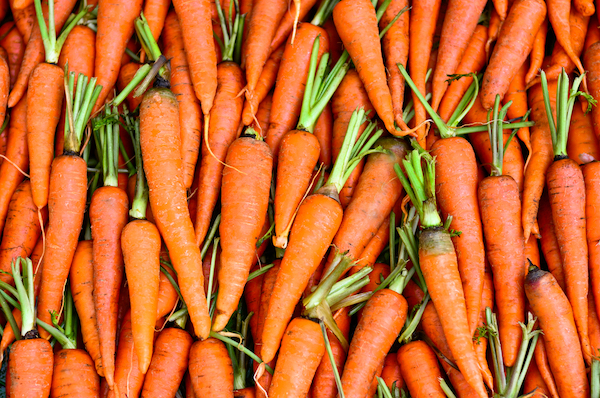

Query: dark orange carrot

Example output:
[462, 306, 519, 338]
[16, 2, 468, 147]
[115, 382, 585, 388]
[189, 338, 234, 398]
[397, 341, 446, 397]
[93, 0, 143, 111]
[568, 100, 600, 164]
[538, 191, 566, 291]
[141, 327, 193, 397]
[322, 19, 342, 66]
[162, 10, 202, 189]
[504, 61, 532, 160]
[354, 216, 391, 270]
[381, 353, 404, 392]
[314, 102, 333, 169]
[525, 266, 589, 398]
[116, 62, 143, 112]
[9, 338, 53, 397]
[213, 134, 272, 331]
[194, 62, 245, 248]
[534, 336, 560, 398]
[156, 257, 179, 320]
[523, 358, 552, 397]
[525, 17, 548, 85]
[584, 14, 600, 51]
[9, 0, 34, 42]
[585, 43, 600, 141]
[140, 87, 211, 339]
[57, 25, 95, 79]
[430, 0, 487, 112]
[51, 348, 100, 398]
[485, 8, 503, 60]
[481, 0, 547, 109]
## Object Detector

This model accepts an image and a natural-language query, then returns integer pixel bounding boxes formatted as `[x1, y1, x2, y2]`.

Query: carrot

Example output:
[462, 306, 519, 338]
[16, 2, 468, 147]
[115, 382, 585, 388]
[241, 44, 283, 127]
[523, 359, 552, 397]
[430, 137, 485, 337]
[140, 87, 211, 339]
[525, 17, 549, 85]
[143, 0, 170, 41]
[156, 255, 179, 320]
[193, 63, 245, 248]
[264, 22, 328, 159]
[69, 240, 104, 377]
[397, 148, 487, 398]
[0, 93, 27, 236]
[162, 11, 202, 190]
[93, 0, 143, 111]
[265, 318, 324, 397]
[585, 43, 600, 141]
[8, 0, 78, 109]
[355, 216, 391, 270]
[51, 349, 100, 397]
[379, 0, 409, 129]
[58, 25, 96, 79]
[529, 9, 590, 88]
[522, 79, 557, 240]
[546, 0, 587, 80]
[0, 181, 44, 284]
[541, 71, 592, 363]
[189, 338, 234, 398]
[525, 266, 589, 398]
[0, 51, 9, 129]
[322, 19, 342, 66]
[408, 0, 441, 145]
[243, 0, 287, 95]
[534, 336, 560, 398]
[269, 0, 319, 54]
[475, 266, 495, 390]
[9, 0, 34, 42]
[478, 96, 526, 368]
[397, 340, 445, 397]
[381, 353, 404, 392]
[339, 289, 408, 398]
[481, 0, 547, 109]
[537, 191, 566, 291]
[333, 0, 398, 134]
[141, 327, 193, 397]
[504, 61, 533, 160]
[485, 8, 503, 61]
[314, 102, 333, 169]
[438, 24, 488, 123]
[584, 14, 600, 51]
[589, 289, 600, 356]
[583, 161, 600, 322]
[116, 62, 143, 112]
[568, 100, 600, 164]
[430, 0, 487, 112]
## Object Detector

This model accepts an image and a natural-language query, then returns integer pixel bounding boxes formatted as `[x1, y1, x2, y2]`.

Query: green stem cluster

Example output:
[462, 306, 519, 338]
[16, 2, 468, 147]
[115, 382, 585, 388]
[123, 110, 148, 219]
[63, 69, 102, 154]
[92, 105, 120, 187]
[213, 0, 245, 63]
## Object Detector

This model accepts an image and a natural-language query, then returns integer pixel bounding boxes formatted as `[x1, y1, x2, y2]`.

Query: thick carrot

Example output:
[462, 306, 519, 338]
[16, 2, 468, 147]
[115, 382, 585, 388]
[547, 0, 586, 79]
[241, 44, 283, 127]
[9, 0, 34, 42]
[583, 161, 600, 321]
[143, 0, 170, 41]
[193, 62, 245, 248]
[408, 0, 441, 144]
[430, 0, 488, 112]
[162, 11, 202, 189]
[568, 101, 600, 164]
[430, 137, 485, 336]
[140, 87, 211, 339]
[0, 180, 44, 284]
[189, 338, 234, 398]
[122, 219, 161, 374]
[9, 338, 53, 397]
[51, 349, 100, 397]
[0, 93, 27, 236]
[264, 23, 328, 159]
[525, 266, 589, 398]
[438, 24, 488, 123]
[333, 0, 397, 134]
[93, 0, 143, 111]
[8, 0, 77, 108]
[58, 25, 95, 79]
[397, 341, 446, 398]
[212, 135, 272, 331]
[523, 80, 556, 240]
[141, 327, 193, 397]
[481, 0, 547, 109]
[267, 318, 325, 397]
[379, 0, 409, 128]
[525, 17, 549, 85]
[70, 240, 104, 377]
[243, 0, 287, 94]
[381, 353, 404, 392]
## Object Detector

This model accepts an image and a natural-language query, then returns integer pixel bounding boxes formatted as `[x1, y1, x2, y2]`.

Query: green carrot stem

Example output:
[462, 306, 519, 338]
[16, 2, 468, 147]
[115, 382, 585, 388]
[321, 321, 346, 398]
[488, 96, 512, 177]
[0, 290, 19, 341]
[592, 359, 600, 398]
[12, 258, 35, 336]
[112, 63, 151, 106]
[209, 331, 274, 374]
[486, 307, 507, 393]
[439, 378, 458, 398]
[133, 55, 169, 98]
[311, 0, 339, 26]
[63, 69, 102, 153]
[124, 112, 148, 219]
[215, 0, 243, 62]
[247, 263, 275, 282]
[398, 293, 430, 344]
[206, 238, 219, 310]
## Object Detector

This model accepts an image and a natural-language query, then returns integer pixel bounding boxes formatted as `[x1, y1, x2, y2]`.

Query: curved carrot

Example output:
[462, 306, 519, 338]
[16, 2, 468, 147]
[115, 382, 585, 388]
[547, 0, 586, 80]
[568, 102, 600, 164]
[430, 0, 487, 112]
[408, 0, 441, 144]
[194, 62, 245, 247]
[333, 0, 397, 134]
[141, 327, 193, 397]
[269, 0, 318, 54]
[481, 0, 547, 109]
[140, 87, 211, 339]
[525, 17, 548, 85]
[93, 0, 143, 111]
[162, 11, 202, 190]
[0, 22, 25, 89]
[397, 340, 446, 398]
[51, 349, 100, 397]
[525, 266, 589, 398]
[189, 338, 234, 398]
[213, 135, 272, 331]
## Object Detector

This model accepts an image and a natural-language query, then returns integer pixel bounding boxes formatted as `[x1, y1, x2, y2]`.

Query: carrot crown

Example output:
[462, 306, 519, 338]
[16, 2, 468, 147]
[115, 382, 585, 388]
[325, 108, 384, 193]
[37, 284, 78, 349]
[487, 95, 517, 177]
[92, 105, 121, 187]
[214, 0, 245, 63]
[63, 68, 102, 154]
[123, 110, 148, 219]
[34, 0, 88, 64]
[11, 258, 36, 338]
[394, 144, 442, 229]
[540, 69, 595, 158]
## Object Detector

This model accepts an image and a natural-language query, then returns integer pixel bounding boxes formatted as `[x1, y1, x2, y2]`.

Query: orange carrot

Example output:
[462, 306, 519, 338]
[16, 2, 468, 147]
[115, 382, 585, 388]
[397, 341, 446, 397]
[189, 338, 234, 398]
[546, 0, 587, 80]
[525, 17, 548, 85]
[57, 25, 95, 79]
[504, 61, 532, 159]
[538, 191, 566, 291]
[269, 0, 319, 53]
[523, 359, 552, 397]
[568, 101, 600, 164]
[9, 0, 34, 42]
[585, 43, 600, 141]
[583, 161, 600, 324]
[143, 0, 171, 41]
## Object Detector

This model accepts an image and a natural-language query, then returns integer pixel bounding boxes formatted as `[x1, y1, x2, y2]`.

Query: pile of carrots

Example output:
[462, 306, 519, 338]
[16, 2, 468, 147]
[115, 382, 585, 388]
[2, 0, 600, 395]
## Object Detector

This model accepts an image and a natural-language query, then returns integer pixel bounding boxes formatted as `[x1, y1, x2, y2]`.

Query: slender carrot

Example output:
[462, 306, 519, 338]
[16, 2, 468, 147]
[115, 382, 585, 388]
[314, 102, 333, 169]
[525, 17, 549, 85]
[534, 336, 560, 398]
[546, 0, 587, 80]
[523, 359, 551, 397]
[485, 8, 503, 60]
[583, 161, 600, 322]
[568, 100, 600, 164]
[143, 0, 171, 41]
[504, 61, 533, 160]
[397, 341, 446, 398]
[538, 191, 566, 291]
[585, 42, 600, 141]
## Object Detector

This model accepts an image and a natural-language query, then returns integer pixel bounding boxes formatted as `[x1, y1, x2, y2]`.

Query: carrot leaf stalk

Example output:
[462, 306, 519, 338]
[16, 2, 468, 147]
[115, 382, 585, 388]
[225, 310, 252, 390]
[214, 0, 245, 63]
[591, 359, 600, 398]
[123, 110, 148, 219]
[439, 379, 459, 398]
[209, 330, 274, 374]
[485, 307, 541, 398]
[320, 320, 346, 398]
[396, 64, 534, 138]
[63, 69, 102, 154]
[540, 69, 594, 158]
[200, 214, 222, 260]
[92, 105, 120, 187]
[487, 95, 513, 177]
[12, 258, 36, 337]
[37, 285, 78, 349]
[34, 0, 88, 64]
